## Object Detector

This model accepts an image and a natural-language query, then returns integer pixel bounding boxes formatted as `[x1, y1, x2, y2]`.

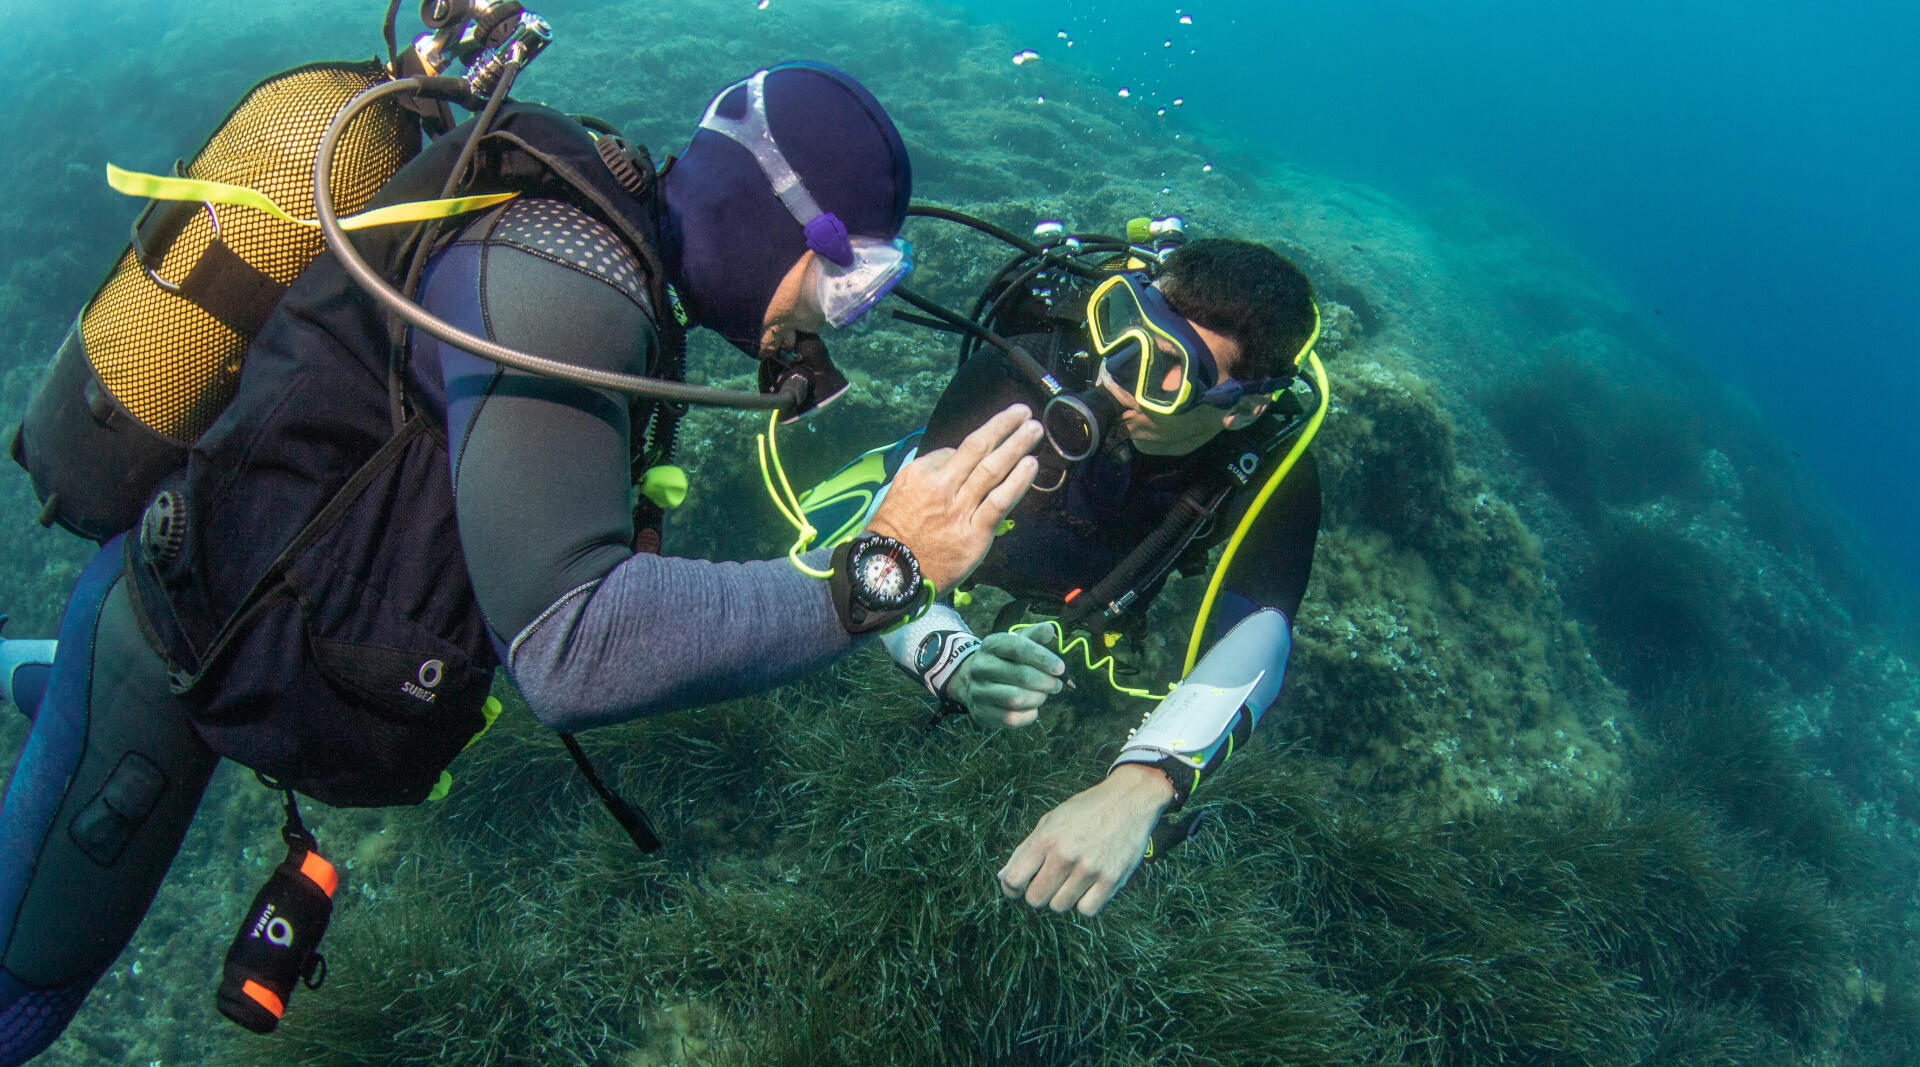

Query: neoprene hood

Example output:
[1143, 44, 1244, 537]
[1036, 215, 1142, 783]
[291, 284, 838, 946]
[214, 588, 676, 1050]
[658, 62, 912, 355]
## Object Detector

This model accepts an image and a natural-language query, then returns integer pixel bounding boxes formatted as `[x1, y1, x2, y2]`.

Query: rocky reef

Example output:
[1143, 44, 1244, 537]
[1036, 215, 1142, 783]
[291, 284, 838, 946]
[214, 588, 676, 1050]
[3, 0, 1917, 1063]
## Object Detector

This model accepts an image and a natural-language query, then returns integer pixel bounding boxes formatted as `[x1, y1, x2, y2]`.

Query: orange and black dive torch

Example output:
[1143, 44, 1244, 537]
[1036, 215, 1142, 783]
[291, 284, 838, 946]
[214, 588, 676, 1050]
[216, 790, 336, 1033]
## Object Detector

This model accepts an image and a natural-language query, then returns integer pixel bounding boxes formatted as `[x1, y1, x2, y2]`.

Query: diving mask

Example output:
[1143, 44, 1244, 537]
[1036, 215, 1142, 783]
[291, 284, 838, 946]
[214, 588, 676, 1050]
[1089, 273, 1309, 414]
[810, 234, 914, 328]
[700, 70, 914, 329]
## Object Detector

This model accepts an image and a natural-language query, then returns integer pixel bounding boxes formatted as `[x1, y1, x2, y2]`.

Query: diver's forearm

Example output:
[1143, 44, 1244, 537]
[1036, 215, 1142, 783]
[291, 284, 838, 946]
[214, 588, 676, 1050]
[1104, 761, 1176, 808]
[1110, 608, 1292, 808]
[506, 549, 854, 730]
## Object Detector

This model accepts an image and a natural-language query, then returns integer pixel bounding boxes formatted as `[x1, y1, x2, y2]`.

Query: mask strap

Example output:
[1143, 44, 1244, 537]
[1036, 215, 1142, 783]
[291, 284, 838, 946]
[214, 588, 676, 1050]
[699, 71, 856, 266]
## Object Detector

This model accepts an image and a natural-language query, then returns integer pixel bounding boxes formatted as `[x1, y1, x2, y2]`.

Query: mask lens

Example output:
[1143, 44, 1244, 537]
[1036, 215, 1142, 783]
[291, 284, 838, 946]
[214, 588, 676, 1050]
[1089, 274, 1211, 414]
[813, 237, 914, 328]
[1092, 281, 1140, 342]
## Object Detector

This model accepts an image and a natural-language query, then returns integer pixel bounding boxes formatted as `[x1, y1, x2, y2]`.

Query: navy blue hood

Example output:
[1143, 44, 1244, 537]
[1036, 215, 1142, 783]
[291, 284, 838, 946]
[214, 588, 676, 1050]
[658, 62, 912, 356]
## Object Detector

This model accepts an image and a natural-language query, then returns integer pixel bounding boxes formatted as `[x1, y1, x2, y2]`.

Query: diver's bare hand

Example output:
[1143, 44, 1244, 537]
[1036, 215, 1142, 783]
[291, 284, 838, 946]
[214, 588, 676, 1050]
[997, 764, 1174, 916]
[948, 628, 1066, 728]
[866, 404, 1041, 591]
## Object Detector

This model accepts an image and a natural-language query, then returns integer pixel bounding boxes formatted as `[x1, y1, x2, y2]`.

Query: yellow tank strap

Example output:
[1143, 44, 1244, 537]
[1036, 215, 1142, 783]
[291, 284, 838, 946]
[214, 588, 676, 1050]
[1182, 351, 1330, 674]
[106, 163, 518, 233]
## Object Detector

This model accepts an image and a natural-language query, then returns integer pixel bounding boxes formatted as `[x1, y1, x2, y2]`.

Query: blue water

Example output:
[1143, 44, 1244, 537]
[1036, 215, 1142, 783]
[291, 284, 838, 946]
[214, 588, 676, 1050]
[957, 0, 1920, 591]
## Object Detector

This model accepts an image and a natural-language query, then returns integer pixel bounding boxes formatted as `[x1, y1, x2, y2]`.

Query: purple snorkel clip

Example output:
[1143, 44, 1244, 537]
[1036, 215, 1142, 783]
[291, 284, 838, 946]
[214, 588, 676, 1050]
[804, 212, 856, 268]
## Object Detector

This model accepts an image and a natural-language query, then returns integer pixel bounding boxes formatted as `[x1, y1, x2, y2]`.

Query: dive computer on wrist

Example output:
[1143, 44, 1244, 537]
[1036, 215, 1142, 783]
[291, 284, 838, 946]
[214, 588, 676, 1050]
[830, 533, 925, 634]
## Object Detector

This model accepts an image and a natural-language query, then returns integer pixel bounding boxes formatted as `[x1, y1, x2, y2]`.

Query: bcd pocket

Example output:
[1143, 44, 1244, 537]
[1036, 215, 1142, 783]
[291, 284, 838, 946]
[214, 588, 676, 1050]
[151, 417, 498, 808]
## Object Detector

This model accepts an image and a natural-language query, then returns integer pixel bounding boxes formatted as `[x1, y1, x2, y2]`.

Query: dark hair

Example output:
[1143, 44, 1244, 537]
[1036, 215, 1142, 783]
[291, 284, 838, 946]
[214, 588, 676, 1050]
[1156, 239, 1317, 381]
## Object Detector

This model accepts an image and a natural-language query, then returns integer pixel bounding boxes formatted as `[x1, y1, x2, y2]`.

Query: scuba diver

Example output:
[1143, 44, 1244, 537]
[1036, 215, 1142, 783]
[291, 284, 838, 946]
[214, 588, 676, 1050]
[800, 225, 1326, 918]
[0, 14, 1040, 1062]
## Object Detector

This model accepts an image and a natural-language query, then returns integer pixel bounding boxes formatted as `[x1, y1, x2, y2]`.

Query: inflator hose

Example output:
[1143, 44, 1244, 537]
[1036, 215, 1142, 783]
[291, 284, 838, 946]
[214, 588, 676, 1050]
[313, 74, 795, 411]
[891, 284, 1065, 400]
[1058, 482, 1227, 631]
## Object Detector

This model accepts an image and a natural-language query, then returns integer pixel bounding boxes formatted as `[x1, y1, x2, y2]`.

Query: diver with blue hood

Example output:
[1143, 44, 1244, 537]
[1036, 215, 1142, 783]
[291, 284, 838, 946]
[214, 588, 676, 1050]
[0, 41, 1040, 1061]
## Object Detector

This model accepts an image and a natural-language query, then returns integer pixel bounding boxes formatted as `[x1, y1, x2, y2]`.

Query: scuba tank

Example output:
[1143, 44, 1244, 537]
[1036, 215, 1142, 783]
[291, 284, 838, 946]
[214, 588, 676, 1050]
[12, 0, 847, 544]
[11, 61, 423, 542]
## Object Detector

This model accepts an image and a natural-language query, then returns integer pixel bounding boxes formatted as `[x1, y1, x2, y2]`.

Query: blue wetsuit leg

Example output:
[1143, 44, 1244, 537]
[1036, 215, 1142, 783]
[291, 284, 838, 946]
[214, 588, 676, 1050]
[4, 669, 47, 724]
[0, 540, 218, 1065]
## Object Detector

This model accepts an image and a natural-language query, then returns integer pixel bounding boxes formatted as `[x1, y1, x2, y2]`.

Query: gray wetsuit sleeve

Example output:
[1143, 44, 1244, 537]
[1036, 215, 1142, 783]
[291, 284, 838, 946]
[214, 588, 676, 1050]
[416, 199, 853, 731]
[507, 551, 848, 730]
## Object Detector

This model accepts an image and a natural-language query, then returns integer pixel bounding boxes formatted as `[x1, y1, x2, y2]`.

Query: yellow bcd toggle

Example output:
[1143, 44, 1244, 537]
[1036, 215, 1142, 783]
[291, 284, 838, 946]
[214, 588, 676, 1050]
[640, 465, 688, 509]
[426, 696, 506, 802]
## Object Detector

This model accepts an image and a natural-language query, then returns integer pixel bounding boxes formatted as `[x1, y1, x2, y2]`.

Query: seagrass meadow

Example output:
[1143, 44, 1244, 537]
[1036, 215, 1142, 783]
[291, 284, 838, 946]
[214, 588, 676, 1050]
[3, 0, 1918, 1063]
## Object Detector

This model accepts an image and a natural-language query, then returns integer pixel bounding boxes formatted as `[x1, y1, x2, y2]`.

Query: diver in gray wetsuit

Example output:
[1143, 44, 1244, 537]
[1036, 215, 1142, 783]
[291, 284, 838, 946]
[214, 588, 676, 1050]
[0, 64, 1040, 1063]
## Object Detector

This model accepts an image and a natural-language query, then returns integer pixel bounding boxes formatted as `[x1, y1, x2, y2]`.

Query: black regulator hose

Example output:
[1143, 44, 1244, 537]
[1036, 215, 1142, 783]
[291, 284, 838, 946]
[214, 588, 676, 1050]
[907, 204, 1044, 257]
[1058, 483, 1228, 631]
[313, 74, 794, 412]
[892, 284, 1075, 403]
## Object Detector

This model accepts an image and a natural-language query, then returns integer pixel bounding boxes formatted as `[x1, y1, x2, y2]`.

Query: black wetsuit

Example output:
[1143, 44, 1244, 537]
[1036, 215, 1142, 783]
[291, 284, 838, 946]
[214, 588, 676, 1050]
[920, 347, 1321, 640]
[0, 198, 851, 1062]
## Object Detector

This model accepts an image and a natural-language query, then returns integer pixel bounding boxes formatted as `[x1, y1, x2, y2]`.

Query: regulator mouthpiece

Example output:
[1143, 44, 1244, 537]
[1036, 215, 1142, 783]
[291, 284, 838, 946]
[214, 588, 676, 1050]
[758, 333, 850, 423]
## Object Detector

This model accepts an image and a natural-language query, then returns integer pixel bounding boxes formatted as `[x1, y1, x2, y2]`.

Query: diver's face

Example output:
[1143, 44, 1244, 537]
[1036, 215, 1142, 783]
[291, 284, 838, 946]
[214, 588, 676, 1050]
[759, 251, 827, 356]
[1102, 317, 1266, 456]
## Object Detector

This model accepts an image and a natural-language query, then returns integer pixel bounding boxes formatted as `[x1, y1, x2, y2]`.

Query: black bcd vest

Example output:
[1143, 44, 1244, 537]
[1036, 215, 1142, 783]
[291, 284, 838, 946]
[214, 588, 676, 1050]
[127, 103, 671, 807]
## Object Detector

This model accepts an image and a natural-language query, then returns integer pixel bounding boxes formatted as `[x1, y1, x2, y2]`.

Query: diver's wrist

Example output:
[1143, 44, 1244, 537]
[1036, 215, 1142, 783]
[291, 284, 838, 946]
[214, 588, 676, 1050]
[1111, 751, 1197, 810]
[1107, 760, 1177, 811]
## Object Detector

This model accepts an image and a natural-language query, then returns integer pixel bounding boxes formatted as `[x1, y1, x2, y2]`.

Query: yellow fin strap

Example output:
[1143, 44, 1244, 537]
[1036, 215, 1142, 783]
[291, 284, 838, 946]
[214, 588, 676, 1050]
[1183, 351, 1330, 673]
[639, 465, 688, 509]
[1014, 620, 1173, 702]
[426, 696, 507, 802]
[757, 411, 834, 579]
[106, 164, 519, 232]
